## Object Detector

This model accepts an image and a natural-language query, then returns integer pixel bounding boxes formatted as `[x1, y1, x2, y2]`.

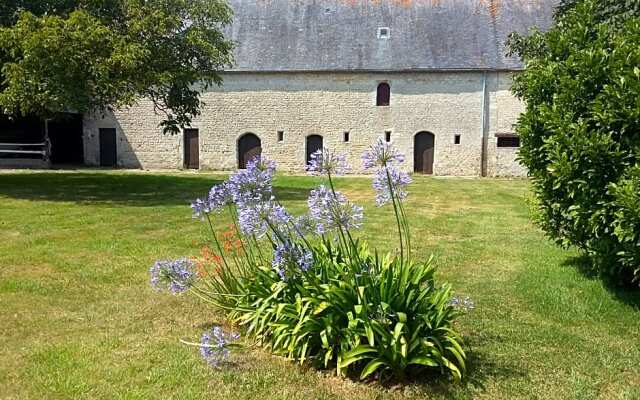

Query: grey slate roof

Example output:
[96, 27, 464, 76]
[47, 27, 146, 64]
[225, 0, 558, 72]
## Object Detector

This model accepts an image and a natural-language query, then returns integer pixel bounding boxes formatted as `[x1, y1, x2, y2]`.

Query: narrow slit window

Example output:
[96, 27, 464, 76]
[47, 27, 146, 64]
[376, 83, 390, 106]
[277, 130, 284, 142]
[385, 131, 391, 142]
[343, 131, 350, 142]
[497, 136, 520, 148]
[454, 135, 461, 145]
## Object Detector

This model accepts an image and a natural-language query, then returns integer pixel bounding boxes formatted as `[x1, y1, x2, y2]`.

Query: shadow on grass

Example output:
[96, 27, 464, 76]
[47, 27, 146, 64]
[330, 341, 526, 397]
[401, 346, 527, 397]
[0, 172, 312, 206]
[562, 255, 640, 310]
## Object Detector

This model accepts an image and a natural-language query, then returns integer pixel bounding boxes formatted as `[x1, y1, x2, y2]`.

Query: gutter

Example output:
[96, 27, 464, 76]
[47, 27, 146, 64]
[221, 67, 524, 74]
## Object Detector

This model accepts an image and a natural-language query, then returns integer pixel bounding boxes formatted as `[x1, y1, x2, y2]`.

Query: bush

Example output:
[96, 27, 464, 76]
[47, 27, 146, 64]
[151, 142, 469, 382]
[507, 0, 640, 284]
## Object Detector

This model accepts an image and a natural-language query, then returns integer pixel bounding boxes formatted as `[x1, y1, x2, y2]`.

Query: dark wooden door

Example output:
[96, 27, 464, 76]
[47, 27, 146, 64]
[306, 135, 323, 165]
[414, 131, 435, 175]
[238, 133, 261, 169]
[99, 128, 117, 167]
[184, 129, 199, 169]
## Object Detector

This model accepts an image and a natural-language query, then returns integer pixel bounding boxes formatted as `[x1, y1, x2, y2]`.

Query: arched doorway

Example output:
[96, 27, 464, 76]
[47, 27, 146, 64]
[238, 133, 261, 169]
[306, 135, 323, 165]
[414, 131, 435, 175]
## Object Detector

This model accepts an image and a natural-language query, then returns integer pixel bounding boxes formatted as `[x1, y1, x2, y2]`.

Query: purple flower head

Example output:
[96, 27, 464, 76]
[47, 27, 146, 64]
[208, 182, 232, 210]
[191, 198, 211, 220]
[191, 183, 232, 219]
[237, 200, 291, 238]
[362, 138, 405, 169]
[149, 258, 196, 294]
[228, 156, 276, 207]
[307, 185, 364, 234]
[372, 167, 411, 206]
[292, 214, 316, 236]
[306, 148, 350, 176]
[272, 241, 314, 280]
[200, 326, 240, 367]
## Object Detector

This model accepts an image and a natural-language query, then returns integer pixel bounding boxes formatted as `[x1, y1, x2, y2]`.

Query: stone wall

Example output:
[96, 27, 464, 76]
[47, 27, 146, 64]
[83, 71, 527, 176]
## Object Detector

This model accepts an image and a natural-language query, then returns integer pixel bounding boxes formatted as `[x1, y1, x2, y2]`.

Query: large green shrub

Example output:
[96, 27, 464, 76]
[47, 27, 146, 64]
[508, 0, 640, 284]
[234, 241, 465, 380]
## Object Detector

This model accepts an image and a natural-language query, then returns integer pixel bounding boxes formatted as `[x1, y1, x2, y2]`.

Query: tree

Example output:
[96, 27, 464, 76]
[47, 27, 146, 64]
[507, 0, 640, 285]
[0, 0, 234, 134]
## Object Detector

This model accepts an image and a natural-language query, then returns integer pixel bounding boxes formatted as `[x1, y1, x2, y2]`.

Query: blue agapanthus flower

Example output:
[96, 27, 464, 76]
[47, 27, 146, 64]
[306, 148, 350, 176]
[237, 201, 291, 237]
[362, 138, 405, 169]
[272, 241, 314, 280]
[191, 182, 233, 219]
[372, 167, 412, 206]
[307, 185, 363, 234]
[228, 156, 276, 207]
[200, 326, 240, 367]
[150, 258, 197, 294]
[191, 198, 211, 219]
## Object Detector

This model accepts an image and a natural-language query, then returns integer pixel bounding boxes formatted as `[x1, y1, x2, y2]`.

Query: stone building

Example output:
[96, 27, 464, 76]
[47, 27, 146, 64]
[88, 1, 555, 175]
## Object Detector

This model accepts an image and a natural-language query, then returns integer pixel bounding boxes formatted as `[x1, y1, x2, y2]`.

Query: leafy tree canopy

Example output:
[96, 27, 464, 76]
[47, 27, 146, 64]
[507, 0, 640, 285]
[0, 0, 234, 134]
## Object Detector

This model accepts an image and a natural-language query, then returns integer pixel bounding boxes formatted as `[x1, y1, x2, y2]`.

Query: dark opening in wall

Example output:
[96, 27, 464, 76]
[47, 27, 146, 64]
[454, 135, 461, 145]
[277, 130, 284, 142]
[376, 83, 390, 106]
[343, 131, 350, 142]
[497, 136, 520, 148]
[385, 131, 391, 142]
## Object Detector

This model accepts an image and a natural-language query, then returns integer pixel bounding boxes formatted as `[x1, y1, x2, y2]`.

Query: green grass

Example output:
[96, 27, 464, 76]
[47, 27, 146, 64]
[1, 171, 638, 400]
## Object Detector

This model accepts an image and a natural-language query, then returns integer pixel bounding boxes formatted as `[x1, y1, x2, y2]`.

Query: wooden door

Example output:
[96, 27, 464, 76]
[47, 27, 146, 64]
[414, 131, 435, 175]
[99, 128, 117, 167]
[184, 129, 199, 169]
[306, 135, 323, 165]
[238, 133, 261, 169]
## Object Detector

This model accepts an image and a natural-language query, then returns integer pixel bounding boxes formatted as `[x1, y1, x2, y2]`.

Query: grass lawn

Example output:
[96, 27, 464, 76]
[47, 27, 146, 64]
[1, 170, 639, 400]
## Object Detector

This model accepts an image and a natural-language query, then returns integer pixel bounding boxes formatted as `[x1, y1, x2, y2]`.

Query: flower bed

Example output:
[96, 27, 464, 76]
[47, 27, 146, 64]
[151, 140, 469, 382]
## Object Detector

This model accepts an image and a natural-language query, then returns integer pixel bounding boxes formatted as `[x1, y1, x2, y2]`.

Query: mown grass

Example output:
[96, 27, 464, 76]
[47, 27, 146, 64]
[0, 171, 638, 400]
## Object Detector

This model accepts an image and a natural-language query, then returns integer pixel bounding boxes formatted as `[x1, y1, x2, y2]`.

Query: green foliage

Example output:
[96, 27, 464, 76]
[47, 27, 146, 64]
[507, 0, 640, 284]
[216, 240, 466, 382]
[0, 0, 233, 134]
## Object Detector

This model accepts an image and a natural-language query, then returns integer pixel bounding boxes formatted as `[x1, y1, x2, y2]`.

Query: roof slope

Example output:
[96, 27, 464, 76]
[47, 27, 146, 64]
[225, 0, 558, 72]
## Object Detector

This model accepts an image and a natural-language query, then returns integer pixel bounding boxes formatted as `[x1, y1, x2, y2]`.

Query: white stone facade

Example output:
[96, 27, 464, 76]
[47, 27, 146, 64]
[83, 71, 527, 177]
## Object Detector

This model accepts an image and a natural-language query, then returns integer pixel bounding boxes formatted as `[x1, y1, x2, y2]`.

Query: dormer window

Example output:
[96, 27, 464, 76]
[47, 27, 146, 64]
[377, 27, 390, 39]
[376, 83, 390, 106]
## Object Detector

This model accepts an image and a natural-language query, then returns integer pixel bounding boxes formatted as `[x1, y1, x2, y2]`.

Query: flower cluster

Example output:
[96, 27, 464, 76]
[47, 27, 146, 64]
[272, 241, 314, 280]
[150, 258, 197, 294]
[362, 138, 411, 206]
[448, 296, 475, 311]
[228, 156, 276, 207]
[306, 149, 350, 176]
[307, 185, 363, 234]
[237, 200, 290, 237]
[362, 138, 405, 169]
[191, 156, 275, 220]
[372, 167, 412, 206]
[200, 326, 240, 367]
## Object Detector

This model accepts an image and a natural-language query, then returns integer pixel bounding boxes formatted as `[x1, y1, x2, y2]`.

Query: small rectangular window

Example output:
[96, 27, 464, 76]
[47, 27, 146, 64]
[343, 131, 350, 142]
[454, 135, 461, 145]
[385, 131, 391, 142]
[497, 136, 520, 148]
[277, 130, 284, 142]
[377, 27, 390, 39]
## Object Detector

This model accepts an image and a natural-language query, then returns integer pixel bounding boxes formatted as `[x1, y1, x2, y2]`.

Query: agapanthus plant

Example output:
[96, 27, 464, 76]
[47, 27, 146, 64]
[151, 146, 468, 383]
[363, 138, 412, 263]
